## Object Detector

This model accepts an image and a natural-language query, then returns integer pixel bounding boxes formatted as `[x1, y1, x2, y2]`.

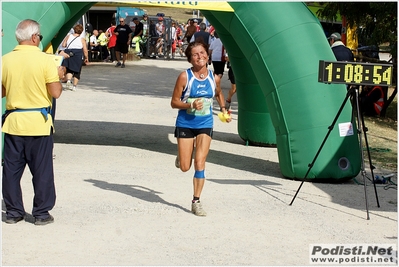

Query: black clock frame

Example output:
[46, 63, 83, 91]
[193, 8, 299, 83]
[318, 60, 393, 86]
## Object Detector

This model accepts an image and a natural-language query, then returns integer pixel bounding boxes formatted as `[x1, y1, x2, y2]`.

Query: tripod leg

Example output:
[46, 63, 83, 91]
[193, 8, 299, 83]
[289, 181, 305, 205]
[290, 89, 353, 205]
[359, 100, 381, 208]
[353, 88, 371, 220]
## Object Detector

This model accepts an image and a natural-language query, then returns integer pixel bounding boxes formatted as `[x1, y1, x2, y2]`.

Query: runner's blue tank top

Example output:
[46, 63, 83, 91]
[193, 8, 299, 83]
[175, 68, 216, 129]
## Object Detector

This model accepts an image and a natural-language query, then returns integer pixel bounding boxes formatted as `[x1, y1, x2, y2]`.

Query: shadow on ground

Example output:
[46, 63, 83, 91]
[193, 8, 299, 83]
[84, 179, 191, 213]
[54, 119, 281, 178]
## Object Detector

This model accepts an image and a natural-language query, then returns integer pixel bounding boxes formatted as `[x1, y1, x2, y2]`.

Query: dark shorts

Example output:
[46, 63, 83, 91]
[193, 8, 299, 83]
[174, 127, 213, 138]
[228, 67, 235, 84]
[65, 66, 81, 79]
[212, 61, 226, 76]
[74, 70, 81, 80]
[115, 42, 129, 54]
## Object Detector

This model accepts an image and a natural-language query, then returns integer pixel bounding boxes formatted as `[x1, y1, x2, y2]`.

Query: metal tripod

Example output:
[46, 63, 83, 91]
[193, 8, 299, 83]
[289, 86, 380, 220]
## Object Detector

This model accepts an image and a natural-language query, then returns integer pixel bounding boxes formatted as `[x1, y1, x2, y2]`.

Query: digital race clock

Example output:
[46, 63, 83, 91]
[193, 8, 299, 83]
[318, 60, 393, 86]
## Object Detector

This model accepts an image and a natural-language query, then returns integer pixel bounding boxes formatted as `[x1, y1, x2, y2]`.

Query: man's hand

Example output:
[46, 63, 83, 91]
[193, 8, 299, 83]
[58, 66, 66, 80]
[59, 50, 70, 59]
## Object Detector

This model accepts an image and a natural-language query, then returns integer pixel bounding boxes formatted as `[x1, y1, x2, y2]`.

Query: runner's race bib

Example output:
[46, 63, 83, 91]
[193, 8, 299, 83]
[186, 97, 212, 116]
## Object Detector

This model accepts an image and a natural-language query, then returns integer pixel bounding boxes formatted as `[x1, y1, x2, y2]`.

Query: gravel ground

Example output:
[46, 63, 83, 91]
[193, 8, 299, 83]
[2, 57, 397, 266]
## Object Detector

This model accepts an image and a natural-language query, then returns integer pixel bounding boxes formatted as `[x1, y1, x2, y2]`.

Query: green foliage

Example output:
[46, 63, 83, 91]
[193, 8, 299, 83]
[315, 2, 397, 57]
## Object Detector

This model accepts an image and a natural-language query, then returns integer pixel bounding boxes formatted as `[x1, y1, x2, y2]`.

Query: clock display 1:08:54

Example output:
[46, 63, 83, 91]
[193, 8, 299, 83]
[320, 61, 393, 86]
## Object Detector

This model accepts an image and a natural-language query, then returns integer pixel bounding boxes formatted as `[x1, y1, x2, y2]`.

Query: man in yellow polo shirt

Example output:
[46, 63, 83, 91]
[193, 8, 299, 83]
[2, 19, 64, 225]
[97, 29, 110, 61]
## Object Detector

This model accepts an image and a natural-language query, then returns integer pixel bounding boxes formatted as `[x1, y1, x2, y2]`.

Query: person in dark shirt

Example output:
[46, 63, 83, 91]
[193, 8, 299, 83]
[149, 20, 157, 58]
[328, 32, 356, 92]
[328, 32, 354, 62]
[114, 17, 132, 68]
[190, 23, 211, 47]
[131, 17, 144, 56]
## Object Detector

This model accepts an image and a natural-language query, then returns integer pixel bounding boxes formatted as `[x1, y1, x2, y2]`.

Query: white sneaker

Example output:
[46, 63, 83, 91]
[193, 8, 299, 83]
[191, 201, 207, 216]
[66, 80, 73, 90]
[72, 86, 77, 92]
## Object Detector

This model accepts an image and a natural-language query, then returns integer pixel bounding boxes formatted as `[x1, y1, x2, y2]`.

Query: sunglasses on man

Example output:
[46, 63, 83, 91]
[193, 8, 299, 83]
[35, 33, 43, 41]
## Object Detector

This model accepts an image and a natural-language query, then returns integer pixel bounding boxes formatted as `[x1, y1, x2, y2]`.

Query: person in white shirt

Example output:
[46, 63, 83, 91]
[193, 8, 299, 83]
[171, 21, 177, 59]
[155, 17, 165, 56]
[208, 31, 226, 79]
[89, 29, 100, 58]
[60, 24, 89, 91]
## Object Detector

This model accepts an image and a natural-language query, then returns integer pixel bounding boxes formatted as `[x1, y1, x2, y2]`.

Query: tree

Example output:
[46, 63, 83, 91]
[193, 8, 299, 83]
[315, 2, 397, 56]
[314, 2, 397, 117]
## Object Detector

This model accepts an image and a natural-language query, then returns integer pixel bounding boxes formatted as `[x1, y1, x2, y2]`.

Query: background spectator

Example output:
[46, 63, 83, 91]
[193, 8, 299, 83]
[106, 20, 117, 62]
[61, 24, 89, 91]
[97, 29, 110, 61]
[328, 32, 354, 61]
[114, 17, 132, 68]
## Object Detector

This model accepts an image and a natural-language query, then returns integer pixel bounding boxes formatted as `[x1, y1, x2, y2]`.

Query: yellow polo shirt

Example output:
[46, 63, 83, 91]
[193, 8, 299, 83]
[98, 33, 108, 46]
[2, 45, 59, 136]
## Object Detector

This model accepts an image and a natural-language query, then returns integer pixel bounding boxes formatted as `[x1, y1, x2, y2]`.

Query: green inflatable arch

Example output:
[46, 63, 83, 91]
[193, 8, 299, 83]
[2, 2, 361, 181]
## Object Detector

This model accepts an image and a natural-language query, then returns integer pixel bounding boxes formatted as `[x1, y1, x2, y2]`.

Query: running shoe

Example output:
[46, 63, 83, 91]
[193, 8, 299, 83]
[65, 80, 73, 91]
[191, 201, 207, 216]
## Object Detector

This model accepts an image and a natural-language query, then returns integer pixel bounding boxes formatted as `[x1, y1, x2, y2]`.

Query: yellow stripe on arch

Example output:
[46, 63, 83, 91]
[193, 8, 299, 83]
[94, 1, 233, 12]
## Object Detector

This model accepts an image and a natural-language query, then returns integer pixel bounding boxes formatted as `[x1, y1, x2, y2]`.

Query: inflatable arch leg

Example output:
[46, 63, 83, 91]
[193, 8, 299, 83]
[204, 2, 360, 180]
[202, 10, 276, 146]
